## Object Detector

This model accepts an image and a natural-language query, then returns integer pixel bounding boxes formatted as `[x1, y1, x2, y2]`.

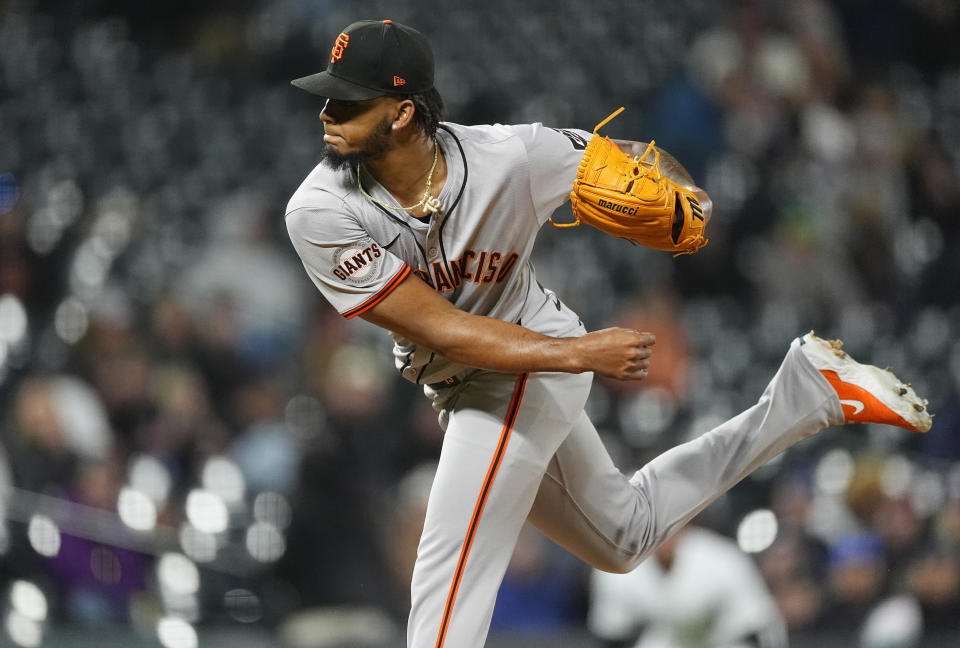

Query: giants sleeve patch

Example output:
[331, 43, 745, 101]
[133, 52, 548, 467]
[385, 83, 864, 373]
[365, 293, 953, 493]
[332, 240, 383, 283]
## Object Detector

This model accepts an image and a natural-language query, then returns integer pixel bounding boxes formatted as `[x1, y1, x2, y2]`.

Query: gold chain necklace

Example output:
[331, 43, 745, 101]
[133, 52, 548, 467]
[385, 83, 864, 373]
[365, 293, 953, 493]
[357, 138, 443, 214]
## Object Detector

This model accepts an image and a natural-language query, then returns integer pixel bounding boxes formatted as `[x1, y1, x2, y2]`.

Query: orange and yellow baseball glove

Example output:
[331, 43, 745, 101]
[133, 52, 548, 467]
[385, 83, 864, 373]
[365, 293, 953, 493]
[555, 107, 709, 257]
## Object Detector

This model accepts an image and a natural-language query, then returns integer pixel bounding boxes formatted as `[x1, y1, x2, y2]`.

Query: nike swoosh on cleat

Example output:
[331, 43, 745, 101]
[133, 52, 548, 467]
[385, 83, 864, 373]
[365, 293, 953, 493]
[840, 399, 865, 415]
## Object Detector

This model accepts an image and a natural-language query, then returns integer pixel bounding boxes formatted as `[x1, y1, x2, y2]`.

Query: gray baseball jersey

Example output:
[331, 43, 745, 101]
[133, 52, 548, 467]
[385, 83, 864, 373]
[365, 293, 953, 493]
[286, 122, 591, 387]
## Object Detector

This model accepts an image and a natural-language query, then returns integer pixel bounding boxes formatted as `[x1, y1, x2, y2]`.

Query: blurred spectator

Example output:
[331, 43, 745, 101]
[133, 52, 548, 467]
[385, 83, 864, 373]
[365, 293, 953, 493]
[490, 525, 586, 635]
[384, 461, 436, 609]
[229, 373, 300, 495]
[858, 594, 923, 648]
[4, 374, 112, 492]
[817, 532, 888, 637]
[44, 460, 149, 624]
[0, 174, 62, 318]
[134, 361, 229, 486]
[758, 531, 827, 635]
[588, 524, 787, 648]
[904, 549, 960, 639]
[176, 191, 308, 370]
[760, 470, 830, 635]
[6, 377, 76, 493]
[606, 288, 692, 401]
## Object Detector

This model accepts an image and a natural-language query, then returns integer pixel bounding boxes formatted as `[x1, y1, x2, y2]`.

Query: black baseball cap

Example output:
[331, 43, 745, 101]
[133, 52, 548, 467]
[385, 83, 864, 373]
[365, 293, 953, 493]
[291, 20, 434, 101]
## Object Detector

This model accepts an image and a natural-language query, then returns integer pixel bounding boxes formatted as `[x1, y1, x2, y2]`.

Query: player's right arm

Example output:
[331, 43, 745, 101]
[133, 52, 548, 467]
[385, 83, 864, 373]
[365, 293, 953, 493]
[360, 274, 654, 381]
[286, 186, 652, 381]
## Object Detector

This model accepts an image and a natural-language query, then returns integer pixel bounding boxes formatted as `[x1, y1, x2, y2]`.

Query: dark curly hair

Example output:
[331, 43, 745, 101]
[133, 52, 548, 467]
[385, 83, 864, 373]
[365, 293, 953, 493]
[390, 87, 446, 137]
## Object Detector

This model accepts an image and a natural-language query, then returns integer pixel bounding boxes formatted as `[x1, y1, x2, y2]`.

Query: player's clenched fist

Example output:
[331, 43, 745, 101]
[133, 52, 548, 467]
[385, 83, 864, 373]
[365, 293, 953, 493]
[573, 327, 655, 380]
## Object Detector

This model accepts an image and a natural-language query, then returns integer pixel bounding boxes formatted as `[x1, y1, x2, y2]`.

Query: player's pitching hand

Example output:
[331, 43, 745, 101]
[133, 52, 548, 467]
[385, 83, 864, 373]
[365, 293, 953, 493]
[575, 328, 655, 380]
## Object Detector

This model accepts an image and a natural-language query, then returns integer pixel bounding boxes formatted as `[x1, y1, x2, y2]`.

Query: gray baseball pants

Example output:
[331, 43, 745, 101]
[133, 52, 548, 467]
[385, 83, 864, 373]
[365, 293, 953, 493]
[407, 337, 844, 647]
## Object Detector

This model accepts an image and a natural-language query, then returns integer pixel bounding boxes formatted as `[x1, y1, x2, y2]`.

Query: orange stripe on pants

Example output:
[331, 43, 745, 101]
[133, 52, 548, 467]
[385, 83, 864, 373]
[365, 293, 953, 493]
[433, 373, 528, 648]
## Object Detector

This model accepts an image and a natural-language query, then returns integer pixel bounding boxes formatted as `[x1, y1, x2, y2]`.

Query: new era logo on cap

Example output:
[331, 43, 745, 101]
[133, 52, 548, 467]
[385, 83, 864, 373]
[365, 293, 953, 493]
[291, 20, 435, 101]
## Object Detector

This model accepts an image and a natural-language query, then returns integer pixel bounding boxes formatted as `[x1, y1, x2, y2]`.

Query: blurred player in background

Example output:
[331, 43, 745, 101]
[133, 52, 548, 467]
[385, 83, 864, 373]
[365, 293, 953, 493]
[589, 524, 787, 648]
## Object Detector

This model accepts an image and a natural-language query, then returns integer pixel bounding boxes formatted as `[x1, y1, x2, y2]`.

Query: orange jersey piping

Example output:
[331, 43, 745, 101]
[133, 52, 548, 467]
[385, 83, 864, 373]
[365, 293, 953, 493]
[342, 264, 411, 319]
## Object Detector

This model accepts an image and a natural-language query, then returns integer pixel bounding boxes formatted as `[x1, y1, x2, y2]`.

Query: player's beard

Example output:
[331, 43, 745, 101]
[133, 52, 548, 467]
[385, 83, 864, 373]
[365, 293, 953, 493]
[319, 116, 394, 172]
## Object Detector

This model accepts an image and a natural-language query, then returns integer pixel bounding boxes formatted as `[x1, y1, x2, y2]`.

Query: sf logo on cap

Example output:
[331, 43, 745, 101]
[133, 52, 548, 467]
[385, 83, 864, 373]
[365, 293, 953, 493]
[330, 32, 350, 62]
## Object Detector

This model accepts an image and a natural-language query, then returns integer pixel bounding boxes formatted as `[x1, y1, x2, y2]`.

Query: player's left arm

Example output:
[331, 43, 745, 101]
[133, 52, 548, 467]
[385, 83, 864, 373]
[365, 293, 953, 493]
[508, 124, 713, 223]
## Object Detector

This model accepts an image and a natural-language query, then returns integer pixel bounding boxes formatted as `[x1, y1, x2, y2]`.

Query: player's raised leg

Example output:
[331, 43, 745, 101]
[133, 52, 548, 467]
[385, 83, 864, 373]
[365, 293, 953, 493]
[527, 333, 932, 573]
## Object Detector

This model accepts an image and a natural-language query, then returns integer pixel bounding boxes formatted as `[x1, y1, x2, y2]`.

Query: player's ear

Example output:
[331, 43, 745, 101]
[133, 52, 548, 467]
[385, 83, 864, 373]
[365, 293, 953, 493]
[391, 98, 416, 130]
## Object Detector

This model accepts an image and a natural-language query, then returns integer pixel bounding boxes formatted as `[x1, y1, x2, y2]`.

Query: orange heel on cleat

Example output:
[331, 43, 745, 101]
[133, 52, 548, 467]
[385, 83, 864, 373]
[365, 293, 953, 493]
[799, 332, 933, 433]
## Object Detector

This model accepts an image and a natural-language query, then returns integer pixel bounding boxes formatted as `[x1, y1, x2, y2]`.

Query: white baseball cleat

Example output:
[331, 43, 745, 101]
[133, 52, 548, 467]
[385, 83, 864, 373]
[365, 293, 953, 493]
[799, 331, 933, 433]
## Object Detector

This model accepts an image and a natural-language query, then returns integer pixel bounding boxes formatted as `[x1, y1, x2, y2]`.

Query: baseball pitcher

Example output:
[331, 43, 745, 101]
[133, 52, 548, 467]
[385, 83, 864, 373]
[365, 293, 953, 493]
[284, 20, 932, 648]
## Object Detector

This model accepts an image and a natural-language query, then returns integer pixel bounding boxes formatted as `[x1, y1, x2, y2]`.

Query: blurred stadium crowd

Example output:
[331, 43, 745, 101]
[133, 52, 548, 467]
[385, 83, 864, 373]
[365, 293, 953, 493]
[1, 0, 959, 646]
